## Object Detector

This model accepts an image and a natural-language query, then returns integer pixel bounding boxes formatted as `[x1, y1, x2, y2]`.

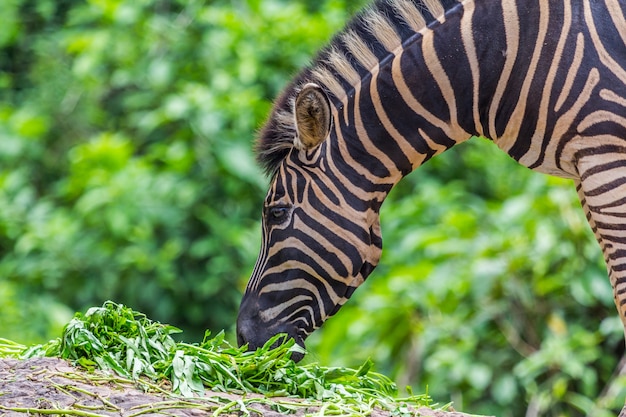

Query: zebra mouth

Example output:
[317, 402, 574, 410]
[289, 332, 307, 362]
[236, 313, 308, 362]
[290, 345, 306, 362]
[266, 328, 307, 362]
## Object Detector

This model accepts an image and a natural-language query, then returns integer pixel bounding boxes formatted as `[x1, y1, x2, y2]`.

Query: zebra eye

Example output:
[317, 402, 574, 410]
[267, 206, 291, 224]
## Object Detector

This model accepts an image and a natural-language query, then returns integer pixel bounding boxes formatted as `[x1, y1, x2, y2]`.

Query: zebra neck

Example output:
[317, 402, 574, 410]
[318, 0, 482, 186]
[319, 0, 626, 185]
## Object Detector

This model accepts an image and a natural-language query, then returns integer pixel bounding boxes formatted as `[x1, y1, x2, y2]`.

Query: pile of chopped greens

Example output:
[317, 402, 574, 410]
[0, 301, 434, 416]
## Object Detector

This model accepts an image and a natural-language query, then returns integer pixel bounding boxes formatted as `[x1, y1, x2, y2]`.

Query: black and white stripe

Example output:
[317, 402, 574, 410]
[237, 2, 626, 410]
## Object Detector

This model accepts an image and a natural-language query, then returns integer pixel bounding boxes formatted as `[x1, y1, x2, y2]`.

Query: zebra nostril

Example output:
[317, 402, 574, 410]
[236, 314, 252, 348]
[236, 329, 246, 347]
[236, 319, 258, 349]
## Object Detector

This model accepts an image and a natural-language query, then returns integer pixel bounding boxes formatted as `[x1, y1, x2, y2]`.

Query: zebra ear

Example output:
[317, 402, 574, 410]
[293, 83, 331, 150]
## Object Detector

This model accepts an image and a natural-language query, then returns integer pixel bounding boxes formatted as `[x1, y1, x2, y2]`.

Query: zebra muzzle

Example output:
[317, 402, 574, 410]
[236, 301, 307, 362]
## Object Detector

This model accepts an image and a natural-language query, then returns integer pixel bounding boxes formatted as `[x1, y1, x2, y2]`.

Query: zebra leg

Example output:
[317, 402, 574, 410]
[576, 177, 626, 324]
[575, 152, 626, 413]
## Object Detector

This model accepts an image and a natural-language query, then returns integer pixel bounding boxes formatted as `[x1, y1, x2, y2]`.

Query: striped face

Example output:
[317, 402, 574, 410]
[237, 85, 383, 359]
[238, 0, 626, 364]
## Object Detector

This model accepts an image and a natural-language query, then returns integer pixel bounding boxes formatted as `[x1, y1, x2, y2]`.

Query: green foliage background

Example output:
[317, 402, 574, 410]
[1, 0, 625, 416]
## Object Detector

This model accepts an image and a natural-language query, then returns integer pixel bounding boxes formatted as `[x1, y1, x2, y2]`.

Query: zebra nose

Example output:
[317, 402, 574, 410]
[237, 296, 258, 346]
[236, 307, 276, 351]
[235, 325, 247, 347]
[236, 313, 259, 348]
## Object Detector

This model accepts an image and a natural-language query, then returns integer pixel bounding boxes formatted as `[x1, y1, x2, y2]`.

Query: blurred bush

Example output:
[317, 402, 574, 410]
[0, 0, 355, 342]
[1, 0, 625, 416]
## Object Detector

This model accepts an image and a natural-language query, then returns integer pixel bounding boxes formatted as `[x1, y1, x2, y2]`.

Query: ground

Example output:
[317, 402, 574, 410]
[0, 358, 488, 416]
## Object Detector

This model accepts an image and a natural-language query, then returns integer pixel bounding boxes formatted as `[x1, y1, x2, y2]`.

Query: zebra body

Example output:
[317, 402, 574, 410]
[237, 0, 626, 411]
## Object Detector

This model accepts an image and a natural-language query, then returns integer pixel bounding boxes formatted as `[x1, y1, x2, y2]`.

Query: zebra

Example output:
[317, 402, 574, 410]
[236, 0, 626, 412]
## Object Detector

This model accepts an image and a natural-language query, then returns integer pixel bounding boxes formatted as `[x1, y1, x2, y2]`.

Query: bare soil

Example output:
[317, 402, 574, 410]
[0, 358, 488, 416]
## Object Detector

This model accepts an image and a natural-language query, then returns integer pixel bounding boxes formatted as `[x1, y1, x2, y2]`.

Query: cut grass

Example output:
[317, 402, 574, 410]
[0, 301, 435, 416]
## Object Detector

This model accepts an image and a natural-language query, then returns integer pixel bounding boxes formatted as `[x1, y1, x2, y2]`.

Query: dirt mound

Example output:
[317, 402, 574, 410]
[0, 358, 487, 416]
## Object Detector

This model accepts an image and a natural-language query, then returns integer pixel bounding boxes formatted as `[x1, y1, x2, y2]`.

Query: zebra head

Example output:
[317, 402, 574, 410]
[237, 83, 384, 360]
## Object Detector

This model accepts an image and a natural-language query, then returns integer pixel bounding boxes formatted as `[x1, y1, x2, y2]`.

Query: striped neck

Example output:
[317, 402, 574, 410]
[311, 0, 476, 186]
[257, 0, 612, 185]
